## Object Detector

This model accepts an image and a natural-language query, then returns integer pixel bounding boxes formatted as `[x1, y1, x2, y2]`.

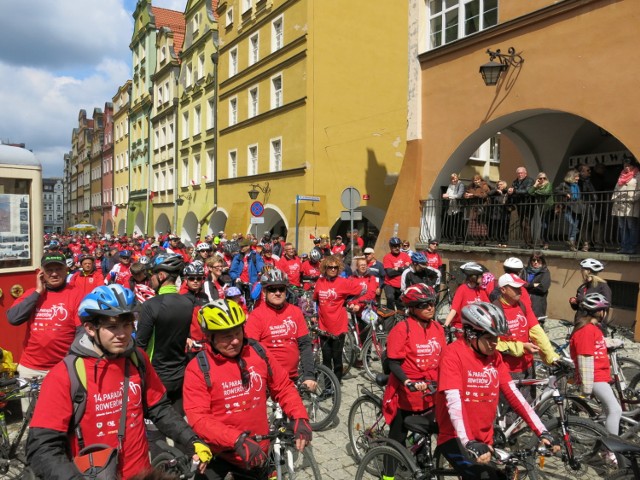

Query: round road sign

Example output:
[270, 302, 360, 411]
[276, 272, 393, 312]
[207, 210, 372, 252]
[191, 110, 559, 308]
[250, 201, 264, 217]
[341, 187, 361, 210]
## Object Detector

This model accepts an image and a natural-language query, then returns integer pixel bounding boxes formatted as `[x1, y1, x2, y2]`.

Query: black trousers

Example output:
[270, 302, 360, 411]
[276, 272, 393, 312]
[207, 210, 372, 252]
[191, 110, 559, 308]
[320, 333, 345, 382]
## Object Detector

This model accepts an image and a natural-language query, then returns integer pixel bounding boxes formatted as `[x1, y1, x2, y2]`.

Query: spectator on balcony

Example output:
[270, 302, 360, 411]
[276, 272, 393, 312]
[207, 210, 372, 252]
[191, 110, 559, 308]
[441, 173, 465, 243]
[611, 155, 640, 255]
[523, 253, 551, 325]
[555, 168, 584, 252]
[463, 175, 490, 246]
[488, 179, 511, 248]
[577, 164, 599, 252]
[528, 172, 554, 250]
[507, 167, 535, 248]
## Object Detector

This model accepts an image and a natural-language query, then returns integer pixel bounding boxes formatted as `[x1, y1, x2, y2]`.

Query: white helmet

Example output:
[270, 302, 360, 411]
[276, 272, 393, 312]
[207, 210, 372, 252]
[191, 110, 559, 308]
[580, 258, 604, 272]
[460, 262, 484, 276]
[503, 257, 524, 270]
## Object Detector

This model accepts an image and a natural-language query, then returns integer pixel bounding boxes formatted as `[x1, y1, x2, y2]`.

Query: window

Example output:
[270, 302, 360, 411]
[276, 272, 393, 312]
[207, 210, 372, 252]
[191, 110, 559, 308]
[270, 74, 283, 109]
[248, 145, 258, 175]
[160, 45, 166, 63]
[270, 138, 282, 171]
[248, 86, 258, 118]
[249, 34, 259, 65]
[206, 150, 214, 182]
[157, 86, 163, 107]
[226, 7, 234, 26]
[608, 280, 639, 310]
[228, 150, 238, 178]
[182, 112, 189, 140]
[242, 0, 251, 14]
[229, 97, 238, 126]
[206, 98, 215, 130]
[186, 63, 193, 87]
[229, 47, 238, 76]
[272, 16, 283, 52]
[164, 81, 170, 102]
[182, 158, 189, 187]
[198, 54, 205, 80]
[193, 106, 201, 136]
[428, 0, 498, 49]
[193, 155, 201, 182]
[192, 12, 200, 33]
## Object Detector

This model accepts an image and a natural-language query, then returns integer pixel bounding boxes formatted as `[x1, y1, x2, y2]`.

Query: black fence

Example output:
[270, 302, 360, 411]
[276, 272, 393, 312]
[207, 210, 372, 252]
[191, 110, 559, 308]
[419, 191, 639, 253]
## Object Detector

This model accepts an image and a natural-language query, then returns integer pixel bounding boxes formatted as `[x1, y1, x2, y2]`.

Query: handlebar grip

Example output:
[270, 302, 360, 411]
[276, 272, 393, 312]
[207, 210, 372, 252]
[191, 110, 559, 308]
[0, 377, 18, 388]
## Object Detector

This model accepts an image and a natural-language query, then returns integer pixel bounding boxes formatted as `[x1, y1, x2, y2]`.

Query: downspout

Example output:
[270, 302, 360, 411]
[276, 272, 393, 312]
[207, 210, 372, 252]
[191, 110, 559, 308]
[145, 99, 152, 235]
[173, 69, 180, 233]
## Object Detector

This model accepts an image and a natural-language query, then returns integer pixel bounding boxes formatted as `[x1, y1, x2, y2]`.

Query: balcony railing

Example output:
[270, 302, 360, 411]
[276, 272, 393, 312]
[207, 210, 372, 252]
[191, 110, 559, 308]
[420, 190, 639, 253]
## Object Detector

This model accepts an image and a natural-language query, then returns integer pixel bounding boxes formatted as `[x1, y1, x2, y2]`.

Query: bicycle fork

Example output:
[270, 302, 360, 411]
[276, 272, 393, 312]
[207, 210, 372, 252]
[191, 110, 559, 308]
[551, 393, 581, 471]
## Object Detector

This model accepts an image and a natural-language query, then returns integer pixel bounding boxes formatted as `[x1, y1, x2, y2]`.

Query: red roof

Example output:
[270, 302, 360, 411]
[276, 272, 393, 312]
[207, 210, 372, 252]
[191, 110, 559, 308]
[152, 6, 186, 55]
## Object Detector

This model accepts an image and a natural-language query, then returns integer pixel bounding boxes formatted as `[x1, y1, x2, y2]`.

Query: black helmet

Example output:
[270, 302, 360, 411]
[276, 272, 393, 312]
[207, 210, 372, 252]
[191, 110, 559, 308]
[151, 254, 184, 273]
[389, 237, 402, 246]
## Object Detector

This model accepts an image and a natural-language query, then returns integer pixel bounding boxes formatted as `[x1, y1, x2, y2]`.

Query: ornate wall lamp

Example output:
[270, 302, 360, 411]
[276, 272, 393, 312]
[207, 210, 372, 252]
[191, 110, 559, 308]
[248, 182, 271, 201]
[479, 47, 524, 86]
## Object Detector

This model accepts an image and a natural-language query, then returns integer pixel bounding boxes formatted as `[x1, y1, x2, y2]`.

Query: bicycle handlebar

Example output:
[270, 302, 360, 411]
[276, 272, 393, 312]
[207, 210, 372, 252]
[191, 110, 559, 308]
[406, 380, 437, 395]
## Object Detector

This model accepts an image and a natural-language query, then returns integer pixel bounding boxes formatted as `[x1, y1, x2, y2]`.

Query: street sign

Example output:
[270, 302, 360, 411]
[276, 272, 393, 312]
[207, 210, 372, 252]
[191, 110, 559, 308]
[250, 216, 265, 224]
[340, 210, 362, 221]
[250, 201, 264, 217]
[341, 187, 361, 210]
[297, 195, 320, 202]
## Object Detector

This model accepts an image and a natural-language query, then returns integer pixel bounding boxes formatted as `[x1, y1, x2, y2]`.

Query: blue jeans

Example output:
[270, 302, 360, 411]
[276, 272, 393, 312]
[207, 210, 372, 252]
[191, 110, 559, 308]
[564, 211, 580, 242]
[618, 216, 639, 253]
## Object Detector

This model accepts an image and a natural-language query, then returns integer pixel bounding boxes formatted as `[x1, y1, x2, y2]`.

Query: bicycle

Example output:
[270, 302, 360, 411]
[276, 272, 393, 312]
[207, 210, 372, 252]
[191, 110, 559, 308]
[151, 440, 199, 478]
[0, 376, 42, 479]
[297, 363, 341, 431]
[347, 376, 389, 463]
[434, 271, 456, 324]
[600, 435, 640, 480]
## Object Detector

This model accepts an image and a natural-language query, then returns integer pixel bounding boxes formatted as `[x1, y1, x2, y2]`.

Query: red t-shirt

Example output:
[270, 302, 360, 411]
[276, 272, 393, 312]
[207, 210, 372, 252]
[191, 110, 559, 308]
[300, 261, 321, 290]
[450, 284, 490, 329]
[29, 349, 166, 480]
[13, 286, 83, 370]
[107, 263, 132, 287]
[436, 340, 514, 445]
[69, 270, 105, 297]
[425, 251, 442, 270]
[245, 302, 309, 378]
[570, 323, 611, 383]
[277, 256, 302, 287]
[331, 244, 346, 256]
[498, 300, 539, 373]
[349, 275, 378, 305]
[383, 252, 411, 289]
[313, 276, 363, 335]
[386, 318, 445, 411]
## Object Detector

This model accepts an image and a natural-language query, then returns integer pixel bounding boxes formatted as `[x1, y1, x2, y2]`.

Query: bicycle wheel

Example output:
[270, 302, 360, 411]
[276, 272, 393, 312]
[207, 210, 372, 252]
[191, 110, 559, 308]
[535, 395, 596, 423]
[434, 298, 451, 324]
[348, 394, 389, 462]
[604, 468, 637, 480]
[618, 356, 640, 383]
[362, 335, 387, 382]
[342, 330, 357, 377]
[151, 451, 191, 477]
[529, 416, 610, 479]
[355, 444, 418, 480]
[277, 444, 322, 480]
[300, 364, 341, 431]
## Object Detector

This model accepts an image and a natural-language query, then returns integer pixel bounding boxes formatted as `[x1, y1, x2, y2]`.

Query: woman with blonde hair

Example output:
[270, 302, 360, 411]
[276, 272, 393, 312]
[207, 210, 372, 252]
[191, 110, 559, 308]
[442, 173, 465, 243]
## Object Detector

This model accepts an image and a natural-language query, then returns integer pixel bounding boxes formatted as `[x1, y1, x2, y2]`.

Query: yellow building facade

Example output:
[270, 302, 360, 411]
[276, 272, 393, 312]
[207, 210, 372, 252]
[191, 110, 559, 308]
[112, 81, 132, 235]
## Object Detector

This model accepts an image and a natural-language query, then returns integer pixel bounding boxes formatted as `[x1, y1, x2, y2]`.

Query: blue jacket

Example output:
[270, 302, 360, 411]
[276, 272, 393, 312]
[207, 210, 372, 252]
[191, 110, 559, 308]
[229, 251, 264, 284]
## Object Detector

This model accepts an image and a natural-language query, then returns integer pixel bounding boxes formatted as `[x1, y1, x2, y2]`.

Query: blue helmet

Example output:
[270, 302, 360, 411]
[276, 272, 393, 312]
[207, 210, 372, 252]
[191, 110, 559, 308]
[410, 252, 427, 265]
[79, 285, 136, 320]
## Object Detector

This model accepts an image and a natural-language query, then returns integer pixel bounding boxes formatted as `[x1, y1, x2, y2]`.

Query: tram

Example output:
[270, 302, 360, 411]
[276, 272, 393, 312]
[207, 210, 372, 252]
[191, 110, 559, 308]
[0, 144, 43, 363]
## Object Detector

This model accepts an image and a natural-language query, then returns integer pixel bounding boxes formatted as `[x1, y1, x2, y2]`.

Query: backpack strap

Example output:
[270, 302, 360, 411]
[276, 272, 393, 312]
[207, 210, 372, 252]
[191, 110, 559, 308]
[196, 350, 212, 388]
[63, 354, 88, 450]
[247, 338, 272, 378]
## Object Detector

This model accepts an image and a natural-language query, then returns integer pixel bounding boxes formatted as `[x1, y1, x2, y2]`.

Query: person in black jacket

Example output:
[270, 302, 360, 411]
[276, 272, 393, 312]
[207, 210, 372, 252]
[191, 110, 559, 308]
[136, 253, 194, 454]
[522, 253, 551, 327]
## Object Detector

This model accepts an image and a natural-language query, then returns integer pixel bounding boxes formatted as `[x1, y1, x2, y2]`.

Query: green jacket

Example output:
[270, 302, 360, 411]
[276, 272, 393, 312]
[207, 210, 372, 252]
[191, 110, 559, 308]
[528, 181, 554, 211]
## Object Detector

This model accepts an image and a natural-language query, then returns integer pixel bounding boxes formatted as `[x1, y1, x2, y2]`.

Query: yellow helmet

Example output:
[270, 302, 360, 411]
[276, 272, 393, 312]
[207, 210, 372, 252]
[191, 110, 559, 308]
[199, 299, 246, 332]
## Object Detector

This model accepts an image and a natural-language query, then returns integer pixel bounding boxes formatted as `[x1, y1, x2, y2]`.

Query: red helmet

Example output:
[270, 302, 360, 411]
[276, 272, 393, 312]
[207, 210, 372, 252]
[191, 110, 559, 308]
[400, 283, 437, 307]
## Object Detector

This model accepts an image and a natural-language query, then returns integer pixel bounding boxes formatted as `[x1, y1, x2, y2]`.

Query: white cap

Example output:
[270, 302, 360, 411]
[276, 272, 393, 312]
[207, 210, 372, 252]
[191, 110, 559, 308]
[498, 273, 526, 288]
[364, 247, 375, 254]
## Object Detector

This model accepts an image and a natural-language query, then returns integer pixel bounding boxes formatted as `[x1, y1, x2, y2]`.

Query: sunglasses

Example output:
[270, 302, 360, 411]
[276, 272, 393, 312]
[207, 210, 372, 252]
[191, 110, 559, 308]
[200, 249, 212, 253]
[266, 286, 286, 293]
[326, 266, 339, 270]
[416, 302, 436, 309]
[531, 258, 543, 263]
[538, 177, 547, 180]
[429, 242, 439, 245]
[187, 276, 204, 281]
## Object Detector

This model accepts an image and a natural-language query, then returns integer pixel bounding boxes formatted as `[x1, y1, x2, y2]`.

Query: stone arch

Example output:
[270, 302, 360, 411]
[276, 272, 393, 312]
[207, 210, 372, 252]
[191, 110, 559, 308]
[180, 211, 199, 246]
[246, 204, 287, 238]
[105, 219, 113, 235]
[207, 209, 229, 236]
[155, 213, 171, 237]
[133, 211, 145, 236]
[117, 219, 126, 235]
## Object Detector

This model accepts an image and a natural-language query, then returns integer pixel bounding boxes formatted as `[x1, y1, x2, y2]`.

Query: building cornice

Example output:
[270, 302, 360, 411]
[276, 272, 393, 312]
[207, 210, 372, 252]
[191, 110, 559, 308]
[218, 165, 307, 185]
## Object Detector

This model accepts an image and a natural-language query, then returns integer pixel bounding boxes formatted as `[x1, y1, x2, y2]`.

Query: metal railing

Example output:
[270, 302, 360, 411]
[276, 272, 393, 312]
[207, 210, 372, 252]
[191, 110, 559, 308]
[419, 190, 639, 252]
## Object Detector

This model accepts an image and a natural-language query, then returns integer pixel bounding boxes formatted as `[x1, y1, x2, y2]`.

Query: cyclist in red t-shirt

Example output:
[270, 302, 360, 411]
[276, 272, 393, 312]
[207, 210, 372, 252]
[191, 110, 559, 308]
[444, 262, 489, 332]
[382, 237, 411, 310]
[436, 302, 558, 479]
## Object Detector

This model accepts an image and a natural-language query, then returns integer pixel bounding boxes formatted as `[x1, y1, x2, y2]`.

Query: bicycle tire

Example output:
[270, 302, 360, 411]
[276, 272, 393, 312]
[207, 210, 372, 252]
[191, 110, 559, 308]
[618, 356, 640, 382]
[300, 364, 341, 431]
[620, 418, 640, 446]
[529, 415, 610, 479]
[151, 451, 193, 478]
[348, 394, 388, 463]
[355, 444, 418, 480]
[362, 335, 387, 382]
[535, 395, 596, 423]
[342, 330, 357, 377]
[276, 444, 322, 480]
[433, 447, 538, 480]
[604, 468, 637, 480]
[434, 298, 451, 324]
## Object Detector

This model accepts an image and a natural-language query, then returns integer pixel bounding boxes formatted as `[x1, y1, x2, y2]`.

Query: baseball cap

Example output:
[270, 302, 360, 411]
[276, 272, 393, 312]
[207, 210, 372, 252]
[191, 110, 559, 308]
[498, 273, 526, 288]
[169, 234, 180, 240]
[364, 247, 375, 254]
[41, 253, 66, 267]
[239, 238, 251, 247]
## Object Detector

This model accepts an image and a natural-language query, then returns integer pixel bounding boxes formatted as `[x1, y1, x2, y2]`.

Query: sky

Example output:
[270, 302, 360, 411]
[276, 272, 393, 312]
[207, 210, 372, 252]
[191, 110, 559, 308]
[0, 0, 185, 177]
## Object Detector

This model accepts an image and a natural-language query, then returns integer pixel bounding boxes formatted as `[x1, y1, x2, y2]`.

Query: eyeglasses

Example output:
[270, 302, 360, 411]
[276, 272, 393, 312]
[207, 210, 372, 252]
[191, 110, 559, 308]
[531, 258, 542, 264]
[212, 266, 223, 269]
[326, 265, 339, 270]
[429, 242, 439, 246]
[266, 286, 286, 293]
[402, 244, 410, 247]
[187, 276, 204, 281]
[416, 302, 436, 309]
[538, 177, 547, 180]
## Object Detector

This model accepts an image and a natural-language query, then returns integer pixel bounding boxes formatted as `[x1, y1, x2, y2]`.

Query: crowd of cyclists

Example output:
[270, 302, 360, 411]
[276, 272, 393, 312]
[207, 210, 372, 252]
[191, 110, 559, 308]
[1, 228, 634, 479]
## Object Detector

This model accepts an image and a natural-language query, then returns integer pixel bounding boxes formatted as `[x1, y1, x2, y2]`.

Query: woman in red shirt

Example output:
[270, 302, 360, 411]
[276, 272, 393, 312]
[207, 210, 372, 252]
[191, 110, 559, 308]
[570, 293, 622, 437]
[444, 262, 489, 331]
[313, 255, 363, 382]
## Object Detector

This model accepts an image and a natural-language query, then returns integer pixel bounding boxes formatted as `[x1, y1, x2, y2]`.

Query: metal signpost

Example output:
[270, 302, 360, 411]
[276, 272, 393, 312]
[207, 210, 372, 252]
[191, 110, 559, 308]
[250, 201, 264, 238]
[295, 195, 320, 252]
[341, 187, 361, 253]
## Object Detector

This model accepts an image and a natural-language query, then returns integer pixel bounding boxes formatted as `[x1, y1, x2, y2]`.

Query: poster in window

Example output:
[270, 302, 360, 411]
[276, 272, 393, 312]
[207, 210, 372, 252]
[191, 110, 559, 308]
[0, 194, 31, 260]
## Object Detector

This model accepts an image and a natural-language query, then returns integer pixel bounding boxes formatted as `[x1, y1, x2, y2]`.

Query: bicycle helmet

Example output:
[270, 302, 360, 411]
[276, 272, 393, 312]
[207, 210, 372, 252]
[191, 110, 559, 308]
[119, 250, 132, 259]
[225, 286, 243, 297]
[410, 252, 427, 265]
[309, 249, 322, 262]
[151, 253, 184, 273]
[196, 242, 212, 252]
[580, 258, 604, 273]
[183, 262, 205, 277]
[389, 237, 402, 246]
[78, 254, 94, 263]
[580, 292, 610, 312]
[503, 257, 524, 270]
[224, 241, 240, 254]
[460, 262, 484, 276]
[400, 283, 437, 307]
[138, 256, 151, 265]
[199, 299, 246, 332]
[79, 285, 136, 319]
[260, 268, 289, 287]
[66, 258, 75, 268]
[461, 302, 508, 336]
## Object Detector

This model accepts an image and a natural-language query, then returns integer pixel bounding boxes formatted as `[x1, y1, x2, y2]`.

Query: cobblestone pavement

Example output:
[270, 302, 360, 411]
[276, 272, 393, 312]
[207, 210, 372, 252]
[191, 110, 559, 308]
[311, 320, 640, 480]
